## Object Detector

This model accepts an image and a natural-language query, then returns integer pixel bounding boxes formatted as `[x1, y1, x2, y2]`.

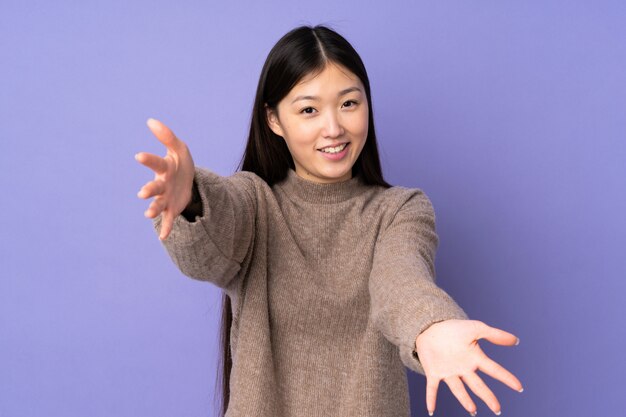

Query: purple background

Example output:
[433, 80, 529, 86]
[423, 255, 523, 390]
[2, 1, 624, 416]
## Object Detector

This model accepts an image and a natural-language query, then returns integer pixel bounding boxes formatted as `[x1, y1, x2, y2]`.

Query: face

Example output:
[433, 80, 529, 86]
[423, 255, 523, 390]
[266, 62, 369, 184]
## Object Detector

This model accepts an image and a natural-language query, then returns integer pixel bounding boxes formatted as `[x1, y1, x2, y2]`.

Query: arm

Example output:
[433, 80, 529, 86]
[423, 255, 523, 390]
[153, 165, 256, 290]
[368, 191, 468, 376]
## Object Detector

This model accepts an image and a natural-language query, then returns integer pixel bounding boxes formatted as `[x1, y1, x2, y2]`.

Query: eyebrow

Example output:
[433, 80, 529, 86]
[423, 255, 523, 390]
[290, 86, 362, 104]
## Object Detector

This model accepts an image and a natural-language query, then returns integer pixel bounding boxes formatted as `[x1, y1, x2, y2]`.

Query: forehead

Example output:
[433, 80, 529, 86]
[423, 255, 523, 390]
[291, 62, 361, 92]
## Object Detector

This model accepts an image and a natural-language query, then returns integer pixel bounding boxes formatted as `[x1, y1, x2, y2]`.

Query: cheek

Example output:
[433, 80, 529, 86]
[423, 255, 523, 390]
[348, 110, 369, 137]
[285, 121, 319, 146]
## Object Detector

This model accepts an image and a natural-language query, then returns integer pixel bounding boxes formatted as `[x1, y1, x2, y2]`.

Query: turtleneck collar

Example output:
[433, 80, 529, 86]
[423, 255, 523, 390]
[276, 168, 371, 204]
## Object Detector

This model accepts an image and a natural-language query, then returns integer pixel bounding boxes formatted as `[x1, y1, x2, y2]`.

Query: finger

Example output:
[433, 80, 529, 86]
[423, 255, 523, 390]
[425, 377, 440, 416]
[444, 375, 478, 416]
[476, 352, 524, 393]
[135, 152, 168, 175]
[144, 197, 166, 219]
[461, 372, 501, 415]
[146, 118, 185, 154]
[159, 209, 175, 241]
[137, 179, 166, 199]
[478, 322, 519, 346]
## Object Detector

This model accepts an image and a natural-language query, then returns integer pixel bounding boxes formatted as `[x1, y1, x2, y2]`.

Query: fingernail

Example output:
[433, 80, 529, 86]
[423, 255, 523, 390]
[428, 411, 433, 416]
[470, 412, 477, 416]
[518, 387, 524, 393]
[515, 337, 520, 345]
[495, 411, 501, 415]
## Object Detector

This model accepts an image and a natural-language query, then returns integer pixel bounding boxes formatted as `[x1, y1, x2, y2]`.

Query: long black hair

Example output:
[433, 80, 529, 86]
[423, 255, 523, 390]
[214, 24, 392, 416]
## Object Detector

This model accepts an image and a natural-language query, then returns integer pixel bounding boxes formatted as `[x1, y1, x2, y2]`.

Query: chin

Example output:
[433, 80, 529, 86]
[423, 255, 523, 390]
[322, 168, 351, 180]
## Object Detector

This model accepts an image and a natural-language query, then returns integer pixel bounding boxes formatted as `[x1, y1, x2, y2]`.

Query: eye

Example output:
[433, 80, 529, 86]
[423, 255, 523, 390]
[300, 107, 316, 114]
[343, 100, 359, 108]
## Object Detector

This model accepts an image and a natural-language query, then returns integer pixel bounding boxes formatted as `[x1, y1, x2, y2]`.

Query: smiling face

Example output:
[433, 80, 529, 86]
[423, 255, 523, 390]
[266, 62, 369, 184]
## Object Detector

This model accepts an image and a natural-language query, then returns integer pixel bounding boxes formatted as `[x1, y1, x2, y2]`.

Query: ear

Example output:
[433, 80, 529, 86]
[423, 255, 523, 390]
[265, 104, 284, 138]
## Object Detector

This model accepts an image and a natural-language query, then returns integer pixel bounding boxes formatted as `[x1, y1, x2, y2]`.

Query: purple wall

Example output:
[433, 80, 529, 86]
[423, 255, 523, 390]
[1, 1, 624, 416]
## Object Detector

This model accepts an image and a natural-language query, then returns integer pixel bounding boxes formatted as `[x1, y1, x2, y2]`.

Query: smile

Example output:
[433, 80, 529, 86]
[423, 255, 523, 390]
[319, 143, 349, 154]
[318, 142, 350, 160]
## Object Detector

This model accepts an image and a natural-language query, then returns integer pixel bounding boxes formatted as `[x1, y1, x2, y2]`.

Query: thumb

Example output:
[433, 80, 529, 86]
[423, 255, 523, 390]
[146, 118, 184, 153]
[478, 322, 520, 347]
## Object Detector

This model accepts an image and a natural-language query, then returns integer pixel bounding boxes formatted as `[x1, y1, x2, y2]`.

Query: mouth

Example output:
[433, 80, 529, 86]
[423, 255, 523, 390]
[317, 142, 350, 154]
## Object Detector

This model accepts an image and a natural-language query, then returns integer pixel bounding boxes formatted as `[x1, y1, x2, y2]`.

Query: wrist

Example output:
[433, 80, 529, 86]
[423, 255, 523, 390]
[181, 180, 202, 221]
[188, 180, 200, 206]
[415, 319, 448, 349]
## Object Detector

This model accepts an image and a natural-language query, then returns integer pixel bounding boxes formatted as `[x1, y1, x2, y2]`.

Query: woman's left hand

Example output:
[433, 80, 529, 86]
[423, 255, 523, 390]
[414, 319, 523, 416]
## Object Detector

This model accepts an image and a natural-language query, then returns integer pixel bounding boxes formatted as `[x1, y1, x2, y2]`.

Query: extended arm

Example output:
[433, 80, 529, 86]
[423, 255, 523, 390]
[153, 166, 256, 290]
[368, 191, 468, 376]
[369, 191, 523, 416]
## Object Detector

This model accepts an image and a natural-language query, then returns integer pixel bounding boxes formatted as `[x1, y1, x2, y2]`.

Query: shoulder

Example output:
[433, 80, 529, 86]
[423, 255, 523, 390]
[228, 170, 266, 186]
[375, 184, 435, 215]
[371, 184, 437, 233]
[228, 170, 274, 197]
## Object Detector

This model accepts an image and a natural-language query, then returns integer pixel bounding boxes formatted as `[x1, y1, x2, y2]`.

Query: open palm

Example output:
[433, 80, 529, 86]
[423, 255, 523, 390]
[415, 319, 523, 416]
[135, 118, 196, 240]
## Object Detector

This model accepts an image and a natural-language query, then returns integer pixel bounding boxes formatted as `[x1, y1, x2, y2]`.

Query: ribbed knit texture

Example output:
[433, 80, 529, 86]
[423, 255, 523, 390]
[153, 166, 469, 417]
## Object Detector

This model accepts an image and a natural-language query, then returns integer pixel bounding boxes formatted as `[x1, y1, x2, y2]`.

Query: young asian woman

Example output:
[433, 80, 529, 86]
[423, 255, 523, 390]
[135, 24, 523, 417]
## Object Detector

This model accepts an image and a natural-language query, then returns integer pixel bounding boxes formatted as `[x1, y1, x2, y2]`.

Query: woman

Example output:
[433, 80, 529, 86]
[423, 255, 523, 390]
[135, 25, 523, 417]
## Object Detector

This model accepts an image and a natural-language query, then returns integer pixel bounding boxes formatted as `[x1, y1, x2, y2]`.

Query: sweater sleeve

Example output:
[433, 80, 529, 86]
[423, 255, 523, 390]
[368, 190, 469, 376]
[152, 165, 256, 290]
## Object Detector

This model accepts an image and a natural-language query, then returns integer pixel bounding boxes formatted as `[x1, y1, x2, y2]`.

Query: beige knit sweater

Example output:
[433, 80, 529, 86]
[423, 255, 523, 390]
[152, 166, 468, 416]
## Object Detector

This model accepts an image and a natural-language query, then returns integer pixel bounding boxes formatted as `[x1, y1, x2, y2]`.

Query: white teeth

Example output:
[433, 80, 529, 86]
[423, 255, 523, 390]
[320, 143, 348, 153]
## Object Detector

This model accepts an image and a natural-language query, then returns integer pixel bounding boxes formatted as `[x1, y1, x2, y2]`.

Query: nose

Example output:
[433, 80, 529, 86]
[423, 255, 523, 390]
[322, 111, 345, 138]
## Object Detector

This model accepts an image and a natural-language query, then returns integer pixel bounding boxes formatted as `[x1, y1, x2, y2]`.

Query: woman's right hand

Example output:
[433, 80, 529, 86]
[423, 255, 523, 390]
[135, 118, 196, 241]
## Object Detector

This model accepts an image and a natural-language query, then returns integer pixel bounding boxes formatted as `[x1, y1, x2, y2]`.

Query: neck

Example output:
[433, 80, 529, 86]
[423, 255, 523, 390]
[276, 168, 369, 204]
